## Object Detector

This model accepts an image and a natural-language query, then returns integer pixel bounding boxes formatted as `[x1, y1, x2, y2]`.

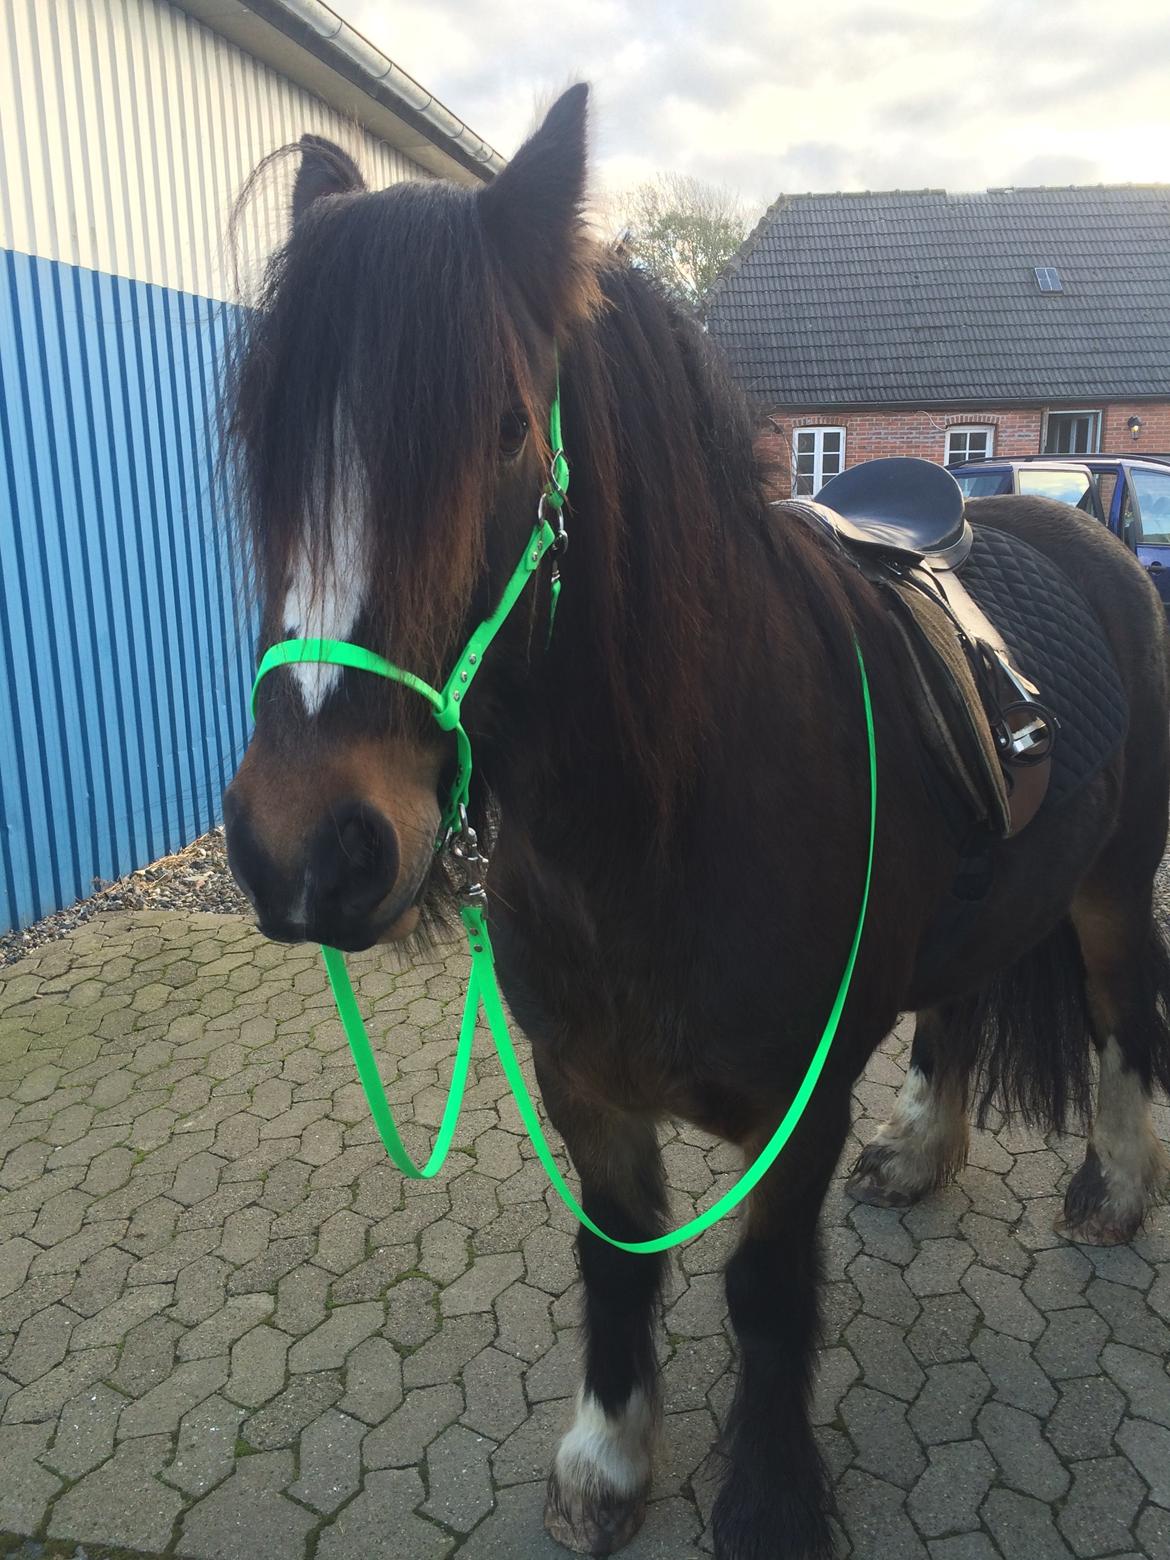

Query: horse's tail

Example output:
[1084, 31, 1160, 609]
[946, 918, 1095, 1133]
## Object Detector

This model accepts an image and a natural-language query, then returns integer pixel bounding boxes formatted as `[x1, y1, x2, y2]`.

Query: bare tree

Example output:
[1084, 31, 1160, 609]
[608, 173, 756, 312]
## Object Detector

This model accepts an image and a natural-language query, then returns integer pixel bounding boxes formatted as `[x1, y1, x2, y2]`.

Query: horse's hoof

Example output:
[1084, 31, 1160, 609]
[844, 1144, 922, 1208]
[1060, 1209, 1138, 1246]
[544, 1471, 648, 1556]
[1060, 1149, 1145, 1245]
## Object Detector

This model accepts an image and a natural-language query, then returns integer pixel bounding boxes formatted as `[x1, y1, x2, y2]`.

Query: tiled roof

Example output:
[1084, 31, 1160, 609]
[704, 185, 1170, 407]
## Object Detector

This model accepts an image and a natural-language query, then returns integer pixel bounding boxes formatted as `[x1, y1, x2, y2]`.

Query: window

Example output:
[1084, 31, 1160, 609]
[955, 468, 1011, 499]
[792, 427, 845, 496]
[1131, 467, 1170, 547]
[946, 426, 994, 464]
[1044, 411, 1101, 455]
[1018, 468, 1096, 513]
[1034, 267, 1063, 293]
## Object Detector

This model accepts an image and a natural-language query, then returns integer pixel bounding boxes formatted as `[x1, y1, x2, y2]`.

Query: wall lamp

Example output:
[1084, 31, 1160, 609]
[1128, 415, 1143, 441]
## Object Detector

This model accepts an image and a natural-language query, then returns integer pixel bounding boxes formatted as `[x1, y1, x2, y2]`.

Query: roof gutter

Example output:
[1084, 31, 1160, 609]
[178, 0, 505, 185]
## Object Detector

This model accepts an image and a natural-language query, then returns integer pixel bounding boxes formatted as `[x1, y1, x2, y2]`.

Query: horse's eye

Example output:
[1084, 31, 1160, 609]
[499, 408, 529, 459]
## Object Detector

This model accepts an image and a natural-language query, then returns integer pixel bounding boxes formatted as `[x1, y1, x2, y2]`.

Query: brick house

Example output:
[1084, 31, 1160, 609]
[704, 186, 1170, 495]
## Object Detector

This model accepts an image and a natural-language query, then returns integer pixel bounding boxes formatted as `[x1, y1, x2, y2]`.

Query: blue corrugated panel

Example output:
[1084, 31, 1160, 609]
[0, 247, 255, 932]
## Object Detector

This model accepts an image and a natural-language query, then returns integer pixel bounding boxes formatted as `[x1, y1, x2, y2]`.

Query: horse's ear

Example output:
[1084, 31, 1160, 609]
[479, 83, 596, 329]
[292, 134, 365, 226]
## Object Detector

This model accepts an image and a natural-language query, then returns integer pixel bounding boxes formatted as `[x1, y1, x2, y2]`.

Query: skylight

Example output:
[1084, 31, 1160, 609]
[1034, 267, 1063, 292]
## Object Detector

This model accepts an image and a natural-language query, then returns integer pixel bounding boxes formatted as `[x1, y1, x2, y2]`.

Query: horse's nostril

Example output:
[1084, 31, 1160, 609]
[312, 801, 400, 921]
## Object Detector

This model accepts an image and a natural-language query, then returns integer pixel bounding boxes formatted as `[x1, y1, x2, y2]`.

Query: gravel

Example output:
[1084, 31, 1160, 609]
[0, 828, 249, 966]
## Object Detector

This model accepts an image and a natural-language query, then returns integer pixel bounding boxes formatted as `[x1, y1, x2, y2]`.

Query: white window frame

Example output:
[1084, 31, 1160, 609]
[945, 425, 995, 464]
[1043, 409, 1102, 455]
[792, 425, 846, 496]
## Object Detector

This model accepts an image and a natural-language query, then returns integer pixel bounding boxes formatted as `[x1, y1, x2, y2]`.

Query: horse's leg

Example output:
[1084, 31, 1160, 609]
[711, 1095, 848, 1560]
[845, 1008, 969, 1206]
[539, 1065, 667, 1557]
[1065, 882, 1170, 1244]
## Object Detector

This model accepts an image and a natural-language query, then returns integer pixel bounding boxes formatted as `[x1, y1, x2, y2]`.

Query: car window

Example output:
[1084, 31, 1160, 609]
[1018, 469, 1094, 511]
[955, 470, 1010, 498]
[1131, 467, 1170, 546]
[1096, 471, 1117, 516]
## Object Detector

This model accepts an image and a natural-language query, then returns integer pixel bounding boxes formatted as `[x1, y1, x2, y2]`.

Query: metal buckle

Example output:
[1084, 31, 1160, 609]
[447, 806, 489, 912]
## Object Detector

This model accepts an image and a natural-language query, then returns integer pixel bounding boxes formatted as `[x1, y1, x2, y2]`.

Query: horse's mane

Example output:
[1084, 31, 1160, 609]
[550, 261, 859, 820]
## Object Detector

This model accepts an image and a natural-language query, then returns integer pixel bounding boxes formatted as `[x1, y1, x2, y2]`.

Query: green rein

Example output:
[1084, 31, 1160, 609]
[250, 386, 876, 1252]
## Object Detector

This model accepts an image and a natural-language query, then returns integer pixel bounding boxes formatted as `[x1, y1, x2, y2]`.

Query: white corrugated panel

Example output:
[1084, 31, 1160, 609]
[0, 0, 429, 299]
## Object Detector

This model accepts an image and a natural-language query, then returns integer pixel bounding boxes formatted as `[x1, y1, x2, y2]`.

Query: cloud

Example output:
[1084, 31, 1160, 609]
[341, 0, 1170, 202]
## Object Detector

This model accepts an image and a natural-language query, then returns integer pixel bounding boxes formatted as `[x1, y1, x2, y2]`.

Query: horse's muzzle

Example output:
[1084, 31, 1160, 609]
[224, 791, 413, 952]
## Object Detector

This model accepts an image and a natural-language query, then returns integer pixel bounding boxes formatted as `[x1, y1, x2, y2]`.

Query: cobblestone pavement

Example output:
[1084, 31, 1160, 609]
[1, 910, 1168, 1560]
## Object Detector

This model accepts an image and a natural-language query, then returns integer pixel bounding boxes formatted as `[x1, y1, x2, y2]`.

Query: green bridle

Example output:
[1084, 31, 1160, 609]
[250, 383, 877, 1252]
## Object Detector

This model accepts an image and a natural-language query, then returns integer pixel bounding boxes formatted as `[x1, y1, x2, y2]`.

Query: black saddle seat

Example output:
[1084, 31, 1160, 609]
[817, 457, 971, 568]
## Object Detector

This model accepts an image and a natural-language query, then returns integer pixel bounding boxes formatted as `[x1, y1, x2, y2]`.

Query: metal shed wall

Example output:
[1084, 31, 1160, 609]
[0, 0, 429, 932]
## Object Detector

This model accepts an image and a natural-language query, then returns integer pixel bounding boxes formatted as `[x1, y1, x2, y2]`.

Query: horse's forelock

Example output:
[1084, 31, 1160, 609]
[227, 178, 535, 680]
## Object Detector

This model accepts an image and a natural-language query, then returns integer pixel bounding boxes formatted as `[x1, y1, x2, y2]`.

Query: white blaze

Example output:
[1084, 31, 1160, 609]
[280, 435, 369, 716]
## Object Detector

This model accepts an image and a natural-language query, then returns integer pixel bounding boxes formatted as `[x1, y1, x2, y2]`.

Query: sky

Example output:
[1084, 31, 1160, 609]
[342, 0, 1170, 207]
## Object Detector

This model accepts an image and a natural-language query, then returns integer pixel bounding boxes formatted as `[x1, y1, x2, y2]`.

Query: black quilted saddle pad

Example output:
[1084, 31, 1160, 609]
[961, 523, 1128, 807]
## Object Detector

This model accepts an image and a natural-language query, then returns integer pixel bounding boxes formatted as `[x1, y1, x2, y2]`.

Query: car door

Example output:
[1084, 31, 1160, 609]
[1129, 465, 1170, 606]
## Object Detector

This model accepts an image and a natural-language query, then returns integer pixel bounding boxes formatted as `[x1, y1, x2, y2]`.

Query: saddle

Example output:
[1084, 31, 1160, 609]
[777, 458, 1056, 838]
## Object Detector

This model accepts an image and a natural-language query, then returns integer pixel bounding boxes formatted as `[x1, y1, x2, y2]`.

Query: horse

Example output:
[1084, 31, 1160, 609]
[221, 85, 1170, 1560]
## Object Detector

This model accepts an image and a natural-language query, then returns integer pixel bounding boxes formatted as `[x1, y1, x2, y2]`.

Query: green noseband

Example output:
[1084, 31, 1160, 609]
[248, 376, 877, 1252]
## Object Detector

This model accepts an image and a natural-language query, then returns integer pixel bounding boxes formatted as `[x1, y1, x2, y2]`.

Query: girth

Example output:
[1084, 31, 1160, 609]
[774, 473, 1056, 838]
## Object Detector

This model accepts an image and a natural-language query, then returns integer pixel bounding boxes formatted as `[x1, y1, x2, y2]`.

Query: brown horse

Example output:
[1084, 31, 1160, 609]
[222, 86, 1170, 1560]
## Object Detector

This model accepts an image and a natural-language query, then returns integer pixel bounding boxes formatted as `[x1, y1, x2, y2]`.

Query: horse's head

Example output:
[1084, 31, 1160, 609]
[223, 85, 597, 950]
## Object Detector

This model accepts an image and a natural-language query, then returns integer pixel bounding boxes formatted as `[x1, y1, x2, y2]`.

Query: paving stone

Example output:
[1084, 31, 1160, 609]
[908, 1360, 991, 1444]
[1116, 1414, 1170, 1506]
[849, 1253, 921, 1326]
[338, 1333, 403, 1423]
[0, 1422, 63, 1533]
[1046, 1375, 1125, 1460]
[243, 1369, 343, 1450]
[907, 1292, 980, 1365]
[44, 1381, 124, 1478]
[287, 1406, 365, 1513]
[1085, 1275, 1170, 1353]
[662, 1333, 732, 1414]
[362, 1383, 464, 1469]
[844, 1314, 925, 1402]
[3, 1344, 118, 1422]
[492, 1397, 574, 1487]
[1137, 1506, 1170, 1560]
[119, 1355, 230, 1436]
[451, 1479, 570, 1560]
[165, 1393, 247, 1496]
[177, 1451, 315, 1560]
[905, 1237, 975, 1297]
[970, 1327, 1057, 1415]
[1034, 1307, 1110, 1380]
[961, 1264, 1044, 1341]
[383, 1275, 440, 1349]
[811, 1342, 861, 1426]
[907, 1439, 995, 1537]
[287, 1301, 382, 1372]
[840, 1385, 927, 1488]
[1023, 1245, 1093, 1311]
[5, 1303, 77, 1383]
[1101, 1340, 1170, 1425]
[225, 1324, 289, 1409]
[405, 1312, 496, 1392]
[1057, 1454, 1144, 1556]
[982, 1487, 1076, 1560]
[440, 1251, 524, 1316]
[493, 1279, 555, 1362]
[836, 1467, 929, 1559]
[461, 1345, 529, 1440]
[48, 1432, 183, 1552]
[316, 1468, 452, 1560]
[927, 1537, 1002, 1560]
[977, 1400, 1070, 1501]
[422, 1421, 496, 1532]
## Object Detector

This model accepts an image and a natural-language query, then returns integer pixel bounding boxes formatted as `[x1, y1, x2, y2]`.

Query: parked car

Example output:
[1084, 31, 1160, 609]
[947, 454, 1170, 606]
